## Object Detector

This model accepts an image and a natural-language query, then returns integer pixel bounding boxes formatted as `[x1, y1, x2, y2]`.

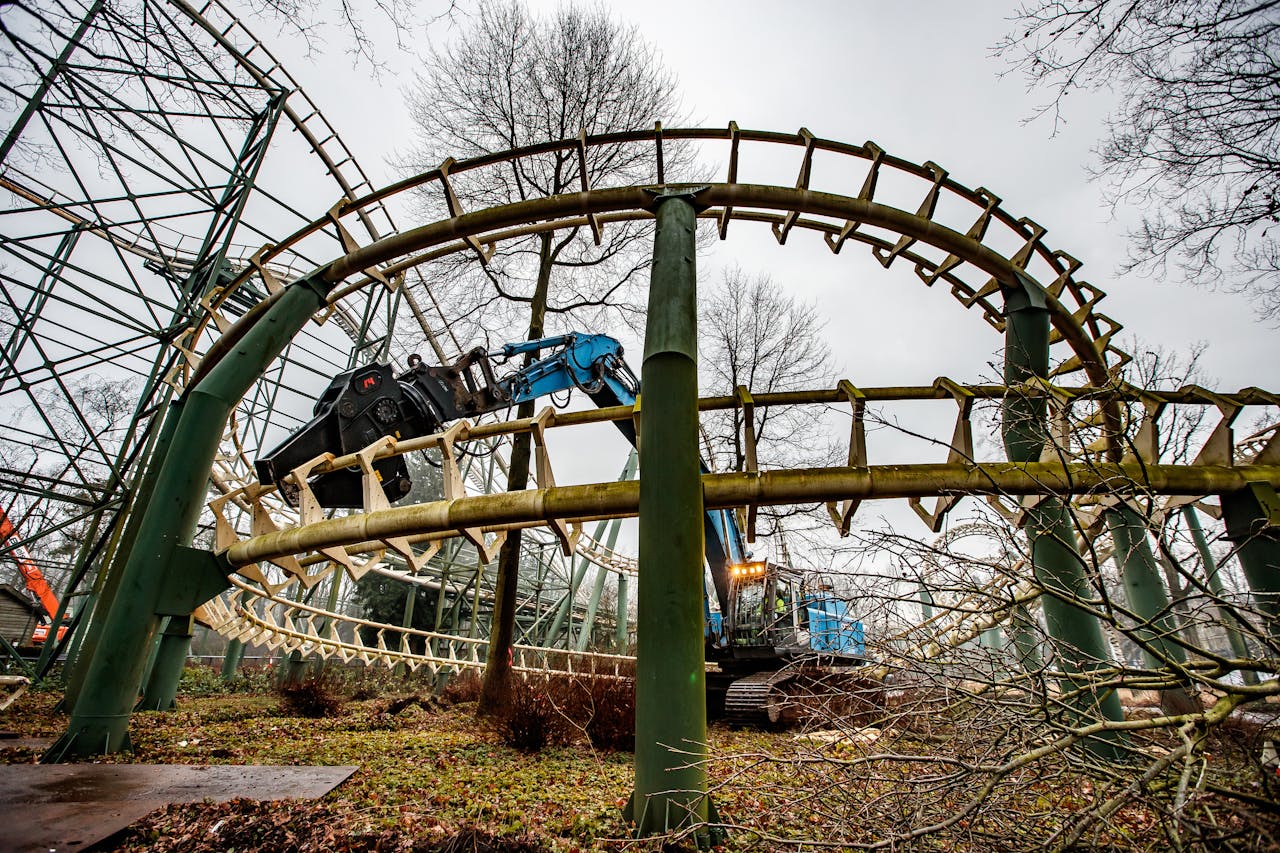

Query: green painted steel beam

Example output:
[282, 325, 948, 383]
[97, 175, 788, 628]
[1104, 504, 1198, 715]
[615, 573, 630, 654]
[1001, 279, 1126, 760]
[576, 451, 637, 653]
[221, 638, 244, 682]
[626, 190, 719, 845]
[46, 273, 332, 759]
[1182, 506, 1257, 683]
[137, 614, 193, 711]
[1220, 483, 1280, 641]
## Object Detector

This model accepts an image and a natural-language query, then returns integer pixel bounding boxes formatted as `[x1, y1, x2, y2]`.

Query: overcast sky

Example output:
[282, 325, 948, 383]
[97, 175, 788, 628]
[240, 0, 1277, 566]
[263, 0, 1273, 387]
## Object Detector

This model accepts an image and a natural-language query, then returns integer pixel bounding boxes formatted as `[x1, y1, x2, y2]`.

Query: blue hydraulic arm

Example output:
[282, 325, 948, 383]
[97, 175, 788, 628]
[483, 333, 746, 622]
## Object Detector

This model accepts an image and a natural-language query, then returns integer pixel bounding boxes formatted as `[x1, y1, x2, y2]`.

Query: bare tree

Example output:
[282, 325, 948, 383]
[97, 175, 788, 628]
[997, 1, 1280, 318]
[401, 0, 691, 713]
[698, 266, 837, 545]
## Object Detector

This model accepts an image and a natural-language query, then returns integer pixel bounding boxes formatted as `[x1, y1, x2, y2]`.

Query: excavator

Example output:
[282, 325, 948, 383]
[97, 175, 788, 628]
[256, 332, 864, 725]
[0, 506, 69, 646]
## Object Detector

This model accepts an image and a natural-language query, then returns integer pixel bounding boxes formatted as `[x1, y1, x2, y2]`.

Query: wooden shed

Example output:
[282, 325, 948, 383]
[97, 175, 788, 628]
[0, 584, 42, 649]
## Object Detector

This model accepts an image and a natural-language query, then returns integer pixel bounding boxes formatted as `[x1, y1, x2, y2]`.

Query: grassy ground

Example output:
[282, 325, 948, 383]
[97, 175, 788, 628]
[2, 669, 1275, 851]
[0, 677, 800, 852]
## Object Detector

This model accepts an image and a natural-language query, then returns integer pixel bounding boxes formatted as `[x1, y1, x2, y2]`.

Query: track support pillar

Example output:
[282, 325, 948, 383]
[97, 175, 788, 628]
[626, 189, 721, 846]
[1220, 483, 1280, 641]
[46, 273, 331, 759]
[1104, 504, 1198, 714]
[137, 614, 193, 711]
[1001, 277, 1126, 760]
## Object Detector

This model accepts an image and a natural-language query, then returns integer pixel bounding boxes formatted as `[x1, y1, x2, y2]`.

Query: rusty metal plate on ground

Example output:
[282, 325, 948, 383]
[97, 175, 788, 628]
[0, 764, 357, 853]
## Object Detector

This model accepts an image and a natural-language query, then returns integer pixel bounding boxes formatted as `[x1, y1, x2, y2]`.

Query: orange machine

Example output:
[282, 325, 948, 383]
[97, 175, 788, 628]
[0, 506, 68, 644]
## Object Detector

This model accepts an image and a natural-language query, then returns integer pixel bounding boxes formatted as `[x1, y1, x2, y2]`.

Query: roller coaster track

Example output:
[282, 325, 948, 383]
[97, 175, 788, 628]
[4, 3, 1275, 681]
[165, 121, 1278, 677]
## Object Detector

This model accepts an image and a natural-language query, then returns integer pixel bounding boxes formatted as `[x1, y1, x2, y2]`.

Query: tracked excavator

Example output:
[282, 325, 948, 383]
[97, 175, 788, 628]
[256, 332, 864, 725]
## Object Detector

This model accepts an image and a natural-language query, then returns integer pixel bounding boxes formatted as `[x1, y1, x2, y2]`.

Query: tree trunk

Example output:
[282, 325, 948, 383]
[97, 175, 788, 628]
[478, 233, 553, 716]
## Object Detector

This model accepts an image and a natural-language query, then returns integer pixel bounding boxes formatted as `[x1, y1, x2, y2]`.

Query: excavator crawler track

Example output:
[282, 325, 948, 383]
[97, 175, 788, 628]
[723, 669, 796, 728]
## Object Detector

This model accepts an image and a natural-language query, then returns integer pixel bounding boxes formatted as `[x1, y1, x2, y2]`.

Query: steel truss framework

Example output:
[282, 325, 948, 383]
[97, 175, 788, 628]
[0, 0, 640, 684]
[0, 0, 435, 677]
[2, 2, 1278, 832]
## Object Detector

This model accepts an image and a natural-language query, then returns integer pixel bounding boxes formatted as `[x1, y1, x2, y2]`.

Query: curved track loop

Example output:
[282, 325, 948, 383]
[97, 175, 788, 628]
[200, 380, 1279, 675]
[110, 122, 1270, 675]
[202, 576, 634, 678]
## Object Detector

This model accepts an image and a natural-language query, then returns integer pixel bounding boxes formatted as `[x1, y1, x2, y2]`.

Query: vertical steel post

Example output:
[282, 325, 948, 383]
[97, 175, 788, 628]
[396, 582, 418, 677]
[1219, 484, 1280, 641]
[1183, 506, 1257, 682]
[577, 567, 609, 652]
[578, 512, 632, 645]
[917, 584, 934, 621]
[626, 190, 718, 843]
[62, 402, 181, 709]
[576, 454, 635, 652]
[1104, 505, 1198, 714]
[137, 614, 193, 711]
[221, 639, 245, 682]
[615, 573, 630, 653]
[546, 548, 591, 647]
[312, 570, 344, 676]
[1010, 605, 1044, 674]
[1001, 280, 1126, 759]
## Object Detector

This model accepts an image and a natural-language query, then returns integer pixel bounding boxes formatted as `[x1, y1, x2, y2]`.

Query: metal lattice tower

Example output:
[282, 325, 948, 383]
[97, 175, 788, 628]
[0, 0, 429, 674]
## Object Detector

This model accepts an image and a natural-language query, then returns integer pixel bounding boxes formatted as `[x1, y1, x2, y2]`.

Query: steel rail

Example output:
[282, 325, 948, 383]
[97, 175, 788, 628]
[224, 462, 1280, 568]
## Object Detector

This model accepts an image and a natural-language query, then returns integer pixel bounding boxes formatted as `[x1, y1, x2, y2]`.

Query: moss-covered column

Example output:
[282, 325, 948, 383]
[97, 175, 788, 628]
[626, 189, 719, 844]
[1001, 278, 1126, 760]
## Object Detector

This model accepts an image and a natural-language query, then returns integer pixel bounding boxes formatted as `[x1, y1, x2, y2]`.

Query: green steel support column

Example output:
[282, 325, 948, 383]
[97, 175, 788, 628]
[279, 581, 313, 688]
[312, 571, 345, 675]
[615, 573, 630, 653]
[137, 614, 193, 711]
[546, 547, 592, 647]
[468, 558, 485, 640]
[626, 190, 718, 843]
[1002, 280, 1126, 759]
[1183, 506, 1257, 682]
[34, 513, 100, 679]
[577, 567, 608, 652]
[1220, 484, 1280, 641]
[576, 457, 635, 652]
[918, 584, 934, 621]
[396, 582, 418, 677]
[1104, 504, 1198, 714]
[48, 273, 331, 758]
[433, 562, 451, 632]
[1154, 541, 1206, 651]
[63, 402, 181, 708]
[1010, 605, 1043, 674]
[221, 639, 244, 682]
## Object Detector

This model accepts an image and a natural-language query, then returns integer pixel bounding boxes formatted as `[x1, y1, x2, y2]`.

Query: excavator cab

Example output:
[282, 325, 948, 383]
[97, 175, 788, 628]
[726, 560, 802, 650]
